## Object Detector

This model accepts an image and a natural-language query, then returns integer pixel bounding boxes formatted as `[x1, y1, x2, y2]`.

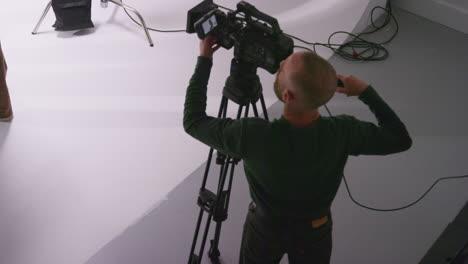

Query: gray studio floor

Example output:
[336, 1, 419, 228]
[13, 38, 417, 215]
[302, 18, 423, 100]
[86, 7, 468, 264]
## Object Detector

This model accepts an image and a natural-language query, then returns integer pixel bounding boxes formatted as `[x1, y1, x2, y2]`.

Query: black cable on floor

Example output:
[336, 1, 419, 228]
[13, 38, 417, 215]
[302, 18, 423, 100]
[290, 2, 398, 61]
[323, 106, 468, 212]
[342, 175, 468, 212]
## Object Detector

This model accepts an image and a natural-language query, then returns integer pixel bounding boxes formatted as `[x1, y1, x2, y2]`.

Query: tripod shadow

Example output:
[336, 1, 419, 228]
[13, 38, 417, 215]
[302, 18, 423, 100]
[0, 122, 11, 153]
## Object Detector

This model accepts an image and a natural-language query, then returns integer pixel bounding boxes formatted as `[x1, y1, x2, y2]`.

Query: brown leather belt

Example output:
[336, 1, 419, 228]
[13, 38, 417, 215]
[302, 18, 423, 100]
[311, 215, 328, 228]
[249, 202, 329, 228]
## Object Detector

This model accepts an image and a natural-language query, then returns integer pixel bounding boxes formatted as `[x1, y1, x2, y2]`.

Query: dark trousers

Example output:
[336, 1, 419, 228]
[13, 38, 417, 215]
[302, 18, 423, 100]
[239, 203, 333, 264]
[0, 43, 13, 119]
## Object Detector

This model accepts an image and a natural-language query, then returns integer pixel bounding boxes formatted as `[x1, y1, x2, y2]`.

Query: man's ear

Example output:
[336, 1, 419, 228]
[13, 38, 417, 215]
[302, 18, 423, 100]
[282, 89, 294, 103]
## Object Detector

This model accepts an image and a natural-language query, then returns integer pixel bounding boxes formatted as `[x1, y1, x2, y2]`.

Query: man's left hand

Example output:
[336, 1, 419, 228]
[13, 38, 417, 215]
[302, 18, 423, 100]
[200, 35, 220, 59]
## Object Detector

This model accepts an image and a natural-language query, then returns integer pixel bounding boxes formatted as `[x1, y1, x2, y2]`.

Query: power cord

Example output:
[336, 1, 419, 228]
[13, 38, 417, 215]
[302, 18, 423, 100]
[121, 1, 397, 61]
[120, 0, 185, 33]
[291, 2, 397, 61]
[120, 0, 468, 211]
[318, 2, 468, 212]
[119, 1, 241, 33]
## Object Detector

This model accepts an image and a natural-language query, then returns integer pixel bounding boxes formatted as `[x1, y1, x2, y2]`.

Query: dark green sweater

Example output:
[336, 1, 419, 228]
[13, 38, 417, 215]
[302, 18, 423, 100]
[184, 56, 412, 219]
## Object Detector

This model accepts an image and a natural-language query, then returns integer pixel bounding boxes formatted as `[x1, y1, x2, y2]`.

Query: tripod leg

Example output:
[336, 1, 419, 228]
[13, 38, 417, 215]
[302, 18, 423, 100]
[209, 154, 238, 263]
[215, 104, 242, 194]
[188, 208, 204, 264]
[244, 104, 250, 118]
[251, 103, 259, 118]
[197, 214, 213, 264]
[208, 159, 232, 263]
[208, 104, 245, 263]
[215, 97, 229, 189]
[221, 97, 228, 118]
[188, 96, 229, 264]
[201, 148, 215, 188]
[259, 94, 270, 121]
[32, 0, 52, 34]
[224, 159, 238, 215]
[108, 0, 154, 47]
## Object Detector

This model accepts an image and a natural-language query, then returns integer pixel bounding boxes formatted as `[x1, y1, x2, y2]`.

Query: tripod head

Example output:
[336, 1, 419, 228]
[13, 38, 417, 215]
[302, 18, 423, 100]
[223, 59, 262, 106]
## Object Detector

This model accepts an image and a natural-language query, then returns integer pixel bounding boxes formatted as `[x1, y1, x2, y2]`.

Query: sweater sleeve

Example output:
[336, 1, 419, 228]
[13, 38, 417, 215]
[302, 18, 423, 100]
[183, 56, 247, 159]
[342, 85, 412, 156]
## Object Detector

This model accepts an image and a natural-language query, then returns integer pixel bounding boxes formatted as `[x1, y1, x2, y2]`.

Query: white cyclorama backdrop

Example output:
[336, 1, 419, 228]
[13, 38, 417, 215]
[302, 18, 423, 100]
[393, 0, 468, 34]
[0, 1, 389, 264]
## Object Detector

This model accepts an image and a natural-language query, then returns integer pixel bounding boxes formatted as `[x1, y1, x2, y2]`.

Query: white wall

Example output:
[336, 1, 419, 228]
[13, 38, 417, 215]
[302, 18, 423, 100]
[393, 0, 468, 34]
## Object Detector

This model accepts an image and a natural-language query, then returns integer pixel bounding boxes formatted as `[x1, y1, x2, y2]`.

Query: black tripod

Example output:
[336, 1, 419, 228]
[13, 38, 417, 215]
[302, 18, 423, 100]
[188, 59, 270, 264]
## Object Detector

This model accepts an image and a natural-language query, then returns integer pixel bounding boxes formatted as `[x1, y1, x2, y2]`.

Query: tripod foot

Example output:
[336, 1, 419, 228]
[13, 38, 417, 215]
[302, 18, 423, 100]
[190, 253, 200, 264]
[208, 240, 221, 263]
[208, 255, 221, 264]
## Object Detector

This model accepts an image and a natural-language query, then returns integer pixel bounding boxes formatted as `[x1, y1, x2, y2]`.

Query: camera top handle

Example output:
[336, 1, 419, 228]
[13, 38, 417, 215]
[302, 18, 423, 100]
[236, 1, 282, 36]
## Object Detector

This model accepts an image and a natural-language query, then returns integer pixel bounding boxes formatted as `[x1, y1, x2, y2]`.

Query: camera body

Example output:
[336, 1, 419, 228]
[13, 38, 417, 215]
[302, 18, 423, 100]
[187, 0, 293, 74]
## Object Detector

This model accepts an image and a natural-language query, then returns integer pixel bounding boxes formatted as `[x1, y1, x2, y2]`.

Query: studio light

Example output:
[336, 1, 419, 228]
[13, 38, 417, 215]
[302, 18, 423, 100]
[32, 0, 154, 46]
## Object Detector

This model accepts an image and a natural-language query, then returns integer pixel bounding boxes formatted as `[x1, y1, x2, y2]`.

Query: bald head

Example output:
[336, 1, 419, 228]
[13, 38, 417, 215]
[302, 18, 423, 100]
[274, 51, 337, 110]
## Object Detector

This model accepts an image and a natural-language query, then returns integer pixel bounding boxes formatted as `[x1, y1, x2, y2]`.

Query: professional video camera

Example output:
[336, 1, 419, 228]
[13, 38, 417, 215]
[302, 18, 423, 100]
[187, 0, 293, 74]
[187, 0, 294, 105]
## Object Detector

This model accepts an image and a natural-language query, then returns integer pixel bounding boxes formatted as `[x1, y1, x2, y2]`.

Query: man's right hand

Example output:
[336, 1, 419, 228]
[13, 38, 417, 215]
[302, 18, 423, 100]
[336, 74, 369, 96]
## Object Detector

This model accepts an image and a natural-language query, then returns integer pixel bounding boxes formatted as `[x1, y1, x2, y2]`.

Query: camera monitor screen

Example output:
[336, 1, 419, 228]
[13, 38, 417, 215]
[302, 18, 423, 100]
[202, 15, 218, 34]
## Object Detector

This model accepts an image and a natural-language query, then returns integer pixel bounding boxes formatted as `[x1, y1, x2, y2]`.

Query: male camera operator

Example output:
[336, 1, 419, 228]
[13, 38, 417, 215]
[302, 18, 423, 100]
[184, 35, 412, 264]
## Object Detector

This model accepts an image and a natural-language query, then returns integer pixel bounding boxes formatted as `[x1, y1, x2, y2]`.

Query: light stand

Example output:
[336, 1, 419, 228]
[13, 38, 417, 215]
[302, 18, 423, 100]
[32, 0, 154, 47]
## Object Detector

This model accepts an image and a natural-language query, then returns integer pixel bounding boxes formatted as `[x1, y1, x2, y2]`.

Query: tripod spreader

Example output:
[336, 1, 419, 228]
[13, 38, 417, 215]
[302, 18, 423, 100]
[198, 154, 241, 222]
[216, 152, 227, 165]
[198, 188, 229, 222]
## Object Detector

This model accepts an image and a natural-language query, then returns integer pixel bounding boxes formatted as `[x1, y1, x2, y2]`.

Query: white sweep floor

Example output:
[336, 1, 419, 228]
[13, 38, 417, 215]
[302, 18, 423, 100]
[0, 1, 383, 263]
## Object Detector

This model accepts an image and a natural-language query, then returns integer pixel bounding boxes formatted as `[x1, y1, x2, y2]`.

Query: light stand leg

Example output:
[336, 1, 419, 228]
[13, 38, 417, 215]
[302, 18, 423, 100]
[32, 0, 53, 34]
[108, 0, 154, 47]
